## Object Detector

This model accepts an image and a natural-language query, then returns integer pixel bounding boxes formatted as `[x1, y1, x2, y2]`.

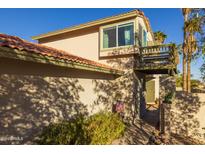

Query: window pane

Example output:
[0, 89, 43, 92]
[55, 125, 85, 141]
[143, 30, 147, 47]
[118, 23, 134, 46]
[103, 26, 116, 48]
[139, 24, 143, 46]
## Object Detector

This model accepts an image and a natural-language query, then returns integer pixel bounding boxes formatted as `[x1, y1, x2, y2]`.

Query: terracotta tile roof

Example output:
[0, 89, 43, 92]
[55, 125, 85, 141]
[0, 33, 123, 74]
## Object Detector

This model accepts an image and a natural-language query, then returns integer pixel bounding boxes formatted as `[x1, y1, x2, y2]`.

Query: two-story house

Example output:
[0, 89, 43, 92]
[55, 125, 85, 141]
[0, 9, 178, 144]
[32, 9, 177, 120]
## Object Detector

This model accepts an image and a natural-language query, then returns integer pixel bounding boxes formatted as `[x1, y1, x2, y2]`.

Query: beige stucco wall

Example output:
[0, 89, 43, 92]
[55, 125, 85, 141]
[0, 57, 118, 144]
[195, 93, 205, 140]
[159, 76, 205, 142]
[41, 28, 100, 62]
[78, 78, 105, 114]
[170, 92, 205, 142]
[0, 74, 89, 144]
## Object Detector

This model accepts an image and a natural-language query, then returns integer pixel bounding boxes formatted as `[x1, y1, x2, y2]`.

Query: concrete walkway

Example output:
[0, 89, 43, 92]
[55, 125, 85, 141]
[112, 120, 157, 145]
[112, 119, 205, 145]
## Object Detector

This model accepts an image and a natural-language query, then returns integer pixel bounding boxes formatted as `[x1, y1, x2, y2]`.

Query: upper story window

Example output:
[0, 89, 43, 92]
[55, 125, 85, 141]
[101, 21, 134, 49]
[103, 26, 117, 48]
[118, 23, 134, 46]
[139, 23, 147, 47]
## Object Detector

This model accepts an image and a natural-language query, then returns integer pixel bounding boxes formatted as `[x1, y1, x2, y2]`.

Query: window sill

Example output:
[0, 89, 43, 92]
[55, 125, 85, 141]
[100, 45, 138, 52]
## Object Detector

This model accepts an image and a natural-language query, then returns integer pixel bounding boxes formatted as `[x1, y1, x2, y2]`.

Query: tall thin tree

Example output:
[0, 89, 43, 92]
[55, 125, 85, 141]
[182, 8, 192, 92]
[185, 17, 201, 92]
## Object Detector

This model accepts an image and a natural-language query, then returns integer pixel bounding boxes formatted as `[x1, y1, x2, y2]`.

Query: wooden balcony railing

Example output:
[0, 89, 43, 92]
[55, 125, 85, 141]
[135, 44, 179, 75]
[99, 43, 179, 75]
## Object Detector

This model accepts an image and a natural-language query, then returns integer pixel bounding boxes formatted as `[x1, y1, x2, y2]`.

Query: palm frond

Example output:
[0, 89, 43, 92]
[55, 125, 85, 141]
[153, 31, 167, 44]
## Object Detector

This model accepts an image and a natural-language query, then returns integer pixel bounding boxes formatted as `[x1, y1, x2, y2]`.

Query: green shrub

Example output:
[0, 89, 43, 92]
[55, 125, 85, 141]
[37, 112, 125, 145]
[85, 112, 125, 145]
[37, 117, 87, 145]
[164, 91, 175, 104]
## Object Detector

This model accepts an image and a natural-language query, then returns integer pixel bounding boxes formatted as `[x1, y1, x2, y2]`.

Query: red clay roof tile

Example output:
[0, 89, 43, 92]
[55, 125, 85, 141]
[0, 33, 122, 74]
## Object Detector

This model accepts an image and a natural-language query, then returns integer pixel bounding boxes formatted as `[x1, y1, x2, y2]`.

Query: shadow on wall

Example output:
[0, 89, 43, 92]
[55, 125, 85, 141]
[159, 75, 176, 134]
[0, 74, 88, 144]
[170, 91, 205, 140]
[160, 75, 205, 141]
[160, 75, 176, 99]
[92, 57, 141, 122]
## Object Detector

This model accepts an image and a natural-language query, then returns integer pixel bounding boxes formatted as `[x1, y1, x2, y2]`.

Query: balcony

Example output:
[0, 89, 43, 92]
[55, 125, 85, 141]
[135, 44, 179, 75]
[99, 44, 179, 75]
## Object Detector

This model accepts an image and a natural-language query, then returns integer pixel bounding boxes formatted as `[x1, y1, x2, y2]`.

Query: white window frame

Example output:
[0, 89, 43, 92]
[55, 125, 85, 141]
[100, 19, 136, 51]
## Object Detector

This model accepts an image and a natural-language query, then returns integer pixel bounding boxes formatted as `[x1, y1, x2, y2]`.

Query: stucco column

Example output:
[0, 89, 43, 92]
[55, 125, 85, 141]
[132, 71, 146, 122]
[159, 75, 176, 136]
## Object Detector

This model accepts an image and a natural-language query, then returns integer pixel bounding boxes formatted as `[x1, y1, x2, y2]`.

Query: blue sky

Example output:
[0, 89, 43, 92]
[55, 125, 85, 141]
[0, 8, 203, 80]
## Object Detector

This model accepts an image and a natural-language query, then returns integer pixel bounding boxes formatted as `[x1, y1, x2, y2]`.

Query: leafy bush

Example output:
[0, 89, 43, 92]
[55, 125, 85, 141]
[37, 112, 125, 145]
[85, 112, 125, 144]
[164, 91, 175, 104]
[37, 117, 87, 145]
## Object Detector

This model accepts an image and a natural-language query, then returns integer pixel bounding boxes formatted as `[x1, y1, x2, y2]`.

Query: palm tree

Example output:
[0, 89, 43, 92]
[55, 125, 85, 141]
[184, 17, 201, 92]
[182, 8, 192, 92]
[154, 31, 167, 45]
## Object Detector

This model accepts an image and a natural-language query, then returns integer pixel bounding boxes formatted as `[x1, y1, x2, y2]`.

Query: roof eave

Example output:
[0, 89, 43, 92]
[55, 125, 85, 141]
[0, 46, 124, 76]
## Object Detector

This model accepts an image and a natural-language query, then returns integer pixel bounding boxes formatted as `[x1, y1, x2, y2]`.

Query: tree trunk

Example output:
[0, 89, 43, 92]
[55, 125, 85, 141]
[183, 53, 187, 91]
[187, 56, 191, 93]
[182, 13, 188, 92]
